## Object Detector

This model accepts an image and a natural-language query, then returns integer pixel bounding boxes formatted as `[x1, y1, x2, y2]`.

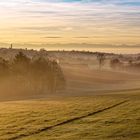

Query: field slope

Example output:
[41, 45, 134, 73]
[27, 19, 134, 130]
[0, 91, 139, 140]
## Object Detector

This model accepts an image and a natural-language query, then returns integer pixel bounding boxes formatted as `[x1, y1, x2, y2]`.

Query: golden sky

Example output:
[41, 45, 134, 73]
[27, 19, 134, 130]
[0, 0, 140, 44]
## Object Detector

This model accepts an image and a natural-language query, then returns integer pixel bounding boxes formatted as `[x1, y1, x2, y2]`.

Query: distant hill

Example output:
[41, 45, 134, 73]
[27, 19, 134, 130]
[0, 43, 139, 54]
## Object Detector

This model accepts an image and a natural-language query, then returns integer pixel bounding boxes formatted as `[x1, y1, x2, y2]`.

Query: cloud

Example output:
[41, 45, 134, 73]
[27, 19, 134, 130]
[0, 0, 139, 44]
[73, 36, 91, 38]
[44, 36, 62, 38]
[19, 26, 75, 32]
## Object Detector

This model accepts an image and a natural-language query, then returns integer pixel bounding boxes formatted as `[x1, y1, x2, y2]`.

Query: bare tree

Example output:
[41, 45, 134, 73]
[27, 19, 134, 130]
[97, 53, 105, 69]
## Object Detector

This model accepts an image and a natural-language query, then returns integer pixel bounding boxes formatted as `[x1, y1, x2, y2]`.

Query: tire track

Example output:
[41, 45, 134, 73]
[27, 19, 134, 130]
[9, 100, 128, 140]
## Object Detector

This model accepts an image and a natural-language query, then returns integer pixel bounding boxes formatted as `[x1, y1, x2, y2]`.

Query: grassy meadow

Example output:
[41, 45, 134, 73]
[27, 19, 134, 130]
[0, 91, 139, 140]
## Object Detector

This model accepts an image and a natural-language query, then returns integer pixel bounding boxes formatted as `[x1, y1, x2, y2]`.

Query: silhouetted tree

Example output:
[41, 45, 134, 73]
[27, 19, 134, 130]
[14, 51, 30, 65]
[110, 58, 121, 69]
[97, 53, 105, 69]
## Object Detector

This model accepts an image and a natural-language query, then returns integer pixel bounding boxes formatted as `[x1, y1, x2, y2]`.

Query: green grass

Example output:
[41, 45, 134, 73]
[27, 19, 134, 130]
[0, 92, 139, 140]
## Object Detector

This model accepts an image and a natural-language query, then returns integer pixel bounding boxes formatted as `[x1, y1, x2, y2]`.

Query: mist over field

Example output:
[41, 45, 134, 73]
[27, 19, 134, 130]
[0, 48, 139, 140]
[0, 47, 139, 100]
[0, 0, 140, 139]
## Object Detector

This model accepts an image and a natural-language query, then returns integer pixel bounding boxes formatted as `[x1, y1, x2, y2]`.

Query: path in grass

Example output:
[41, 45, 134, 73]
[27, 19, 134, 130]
[22, 94, 140, 140]
[0, 95, 125, 140]
[11, 100, 128, 140]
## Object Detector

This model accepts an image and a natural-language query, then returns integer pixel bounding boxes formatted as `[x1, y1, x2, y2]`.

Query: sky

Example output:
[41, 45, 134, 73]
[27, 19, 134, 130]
[0, 0, 140, 44]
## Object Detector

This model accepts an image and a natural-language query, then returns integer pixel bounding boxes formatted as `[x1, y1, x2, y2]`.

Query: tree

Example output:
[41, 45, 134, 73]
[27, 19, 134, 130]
[14, 51, 30, 65]
[0, 57, 9, 77]
[30, 57, 52, 93]
[96, 53, 105, 69]
[0, 51, 66, 97]
[110, 58, 121, 69]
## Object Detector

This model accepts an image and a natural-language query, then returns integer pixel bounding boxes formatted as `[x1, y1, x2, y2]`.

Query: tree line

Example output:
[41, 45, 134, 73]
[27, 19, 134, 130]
[96, 53, 140, 72]
[0, 52, 66, 97]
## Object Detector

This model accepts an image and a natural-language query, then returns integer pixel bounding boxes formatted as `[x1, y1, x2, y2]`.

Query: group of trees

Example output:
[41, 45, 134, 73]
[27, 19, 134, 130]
[110, 57, 140, 72]
[96, 53, 140, 72]
[0, 52, 66, 97]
